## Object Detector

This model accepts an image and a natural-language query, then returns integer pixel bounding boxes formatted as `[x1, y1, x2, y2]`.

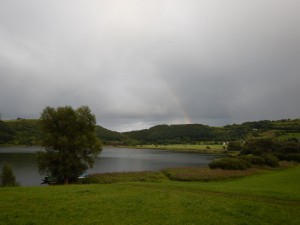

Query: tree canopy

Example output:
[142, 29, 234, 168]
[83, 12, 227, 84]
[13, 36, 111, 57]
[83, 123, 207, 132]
[37, 106, 102, 184]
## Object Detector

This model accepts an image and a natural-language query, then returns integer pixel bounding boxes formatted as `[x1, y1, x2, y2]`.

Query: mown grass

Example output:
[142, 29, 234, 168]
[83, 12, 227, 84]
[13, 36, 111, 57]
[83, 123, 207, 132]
[132, 144, 225, 153]
[0, 166, 299, 225]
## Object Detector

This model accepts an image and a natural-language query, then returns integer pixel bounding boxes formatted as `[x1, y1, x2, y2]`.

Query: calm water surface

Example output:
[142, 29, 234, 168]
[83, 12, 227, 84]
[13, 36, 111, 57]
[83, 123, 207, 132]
[0, 146, 223, 186]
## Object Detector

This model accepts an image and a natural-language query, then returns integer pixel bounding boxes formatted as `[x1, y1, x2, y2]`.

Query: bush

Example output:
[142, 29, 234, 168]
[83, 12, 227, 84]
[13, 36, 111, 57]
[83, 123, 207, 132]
[275, 153, 300, 162]
[239, 155, 266, 166]
[227, 141, 242, 151]
[263, 154, 279, 167]
[0, 163, 18, 187]
[209, 158, 251, 170]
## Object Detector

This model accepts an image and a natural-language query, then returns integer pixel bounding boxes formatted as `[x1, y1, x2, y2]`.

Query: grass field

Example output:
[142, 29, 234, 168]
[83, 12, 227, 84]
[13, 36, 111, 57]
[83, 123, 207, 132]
[0, 166, 299, 225]
[278, 132, 300, 140]
[131, 144, 225, 153]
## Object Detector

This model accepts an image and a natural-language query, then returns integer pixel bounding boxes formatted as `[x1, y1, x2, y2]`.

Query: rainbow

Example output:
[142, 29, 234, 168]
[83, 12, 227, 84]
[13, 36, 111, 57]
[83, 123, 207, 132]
[159, 78, 192, 124]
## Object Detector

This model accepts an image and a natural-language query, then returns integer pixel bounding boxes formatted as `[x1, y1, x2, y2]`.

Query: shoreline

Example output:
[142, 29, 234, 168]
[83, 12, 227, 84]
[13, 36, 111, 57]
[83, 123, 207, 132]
[0, 144, 226, 154]
[114, 144, 226, 154]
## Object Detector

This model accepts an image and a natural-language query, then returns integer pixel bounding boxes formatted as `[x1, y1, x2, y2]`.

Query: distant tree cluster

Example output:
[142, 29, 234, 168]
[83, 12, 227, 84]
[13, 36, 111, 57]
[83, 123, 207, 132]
[210, 138, 300, 170]
[240, 138, 300, 162]
[227, 138, 300, 160]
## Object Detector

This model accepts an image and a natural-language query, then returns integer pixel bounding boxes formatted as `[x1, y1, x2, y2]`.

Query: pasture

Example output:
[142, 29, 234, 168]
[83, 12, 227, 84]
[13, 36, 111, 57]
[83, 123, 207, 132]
[0, 166, 299, 225]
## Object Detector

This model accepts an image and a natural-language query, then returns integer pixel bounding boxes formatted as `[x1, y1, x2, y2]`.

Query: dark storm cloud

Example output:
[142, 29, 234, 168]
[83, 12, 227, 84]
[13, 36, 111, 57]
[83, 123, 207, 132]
[0, 0, 299, 131]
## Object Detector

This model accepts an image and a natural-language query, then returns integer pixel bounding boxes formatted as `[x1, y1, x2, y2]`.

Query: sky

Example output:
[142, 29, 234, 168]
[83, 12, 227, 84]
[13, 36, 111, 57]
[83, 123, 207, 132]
[1, 0, 300, 132]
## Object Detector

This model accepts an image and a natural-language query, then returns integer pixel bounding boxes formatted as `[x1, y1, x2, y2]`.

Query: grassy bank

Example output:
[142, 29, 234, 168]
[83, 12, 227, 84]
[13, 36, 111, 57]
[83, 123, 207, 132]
[0, 166, 299, 225]
[128, 144, 225, 153]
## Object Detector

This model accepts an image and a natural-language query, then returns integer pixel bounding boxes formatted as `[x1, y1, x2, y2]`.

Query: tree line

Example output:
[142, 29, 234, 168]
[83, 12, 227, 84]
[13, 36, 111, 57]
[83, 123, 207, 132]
[1, 117, 300, 146]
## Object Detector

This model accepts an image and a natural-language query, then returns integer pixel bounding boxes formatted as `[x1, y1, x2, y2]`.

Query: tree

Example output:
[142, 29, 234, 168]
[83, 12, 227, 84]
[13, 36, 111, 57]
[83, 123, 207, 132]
[1, 163, 18, 187]
[37, 106, 102, 184]
[227, 141, 242, 151]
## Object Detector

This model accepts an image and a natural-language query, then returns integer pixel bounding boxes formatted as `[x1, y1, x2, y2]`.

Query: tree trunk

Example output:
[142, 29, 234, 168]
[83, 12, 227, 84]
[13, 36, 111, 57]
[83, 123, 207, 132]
[64, 176, 69, 185]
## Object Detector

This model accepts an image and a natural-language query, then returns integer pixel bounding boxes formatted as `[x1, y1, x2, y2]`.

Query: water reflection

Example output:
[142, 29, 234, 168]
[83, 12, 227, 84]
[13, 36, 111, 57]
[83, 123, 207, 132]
[0, 152, 43, 186]
[0, 146, 223, 186]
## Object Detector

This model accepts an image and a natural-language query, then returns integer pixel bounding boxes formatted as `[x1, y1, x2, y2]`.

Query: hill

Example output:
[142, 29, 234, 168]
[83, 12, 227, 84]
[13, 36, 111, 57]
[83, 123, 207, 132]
[123, 119, 300, 144]
[0, 119, 128, 146]
[123, 124, 217, 144]
[1, 118, 299, 146]
[1, 119, 40, 145]
[96, 125, 130, 145]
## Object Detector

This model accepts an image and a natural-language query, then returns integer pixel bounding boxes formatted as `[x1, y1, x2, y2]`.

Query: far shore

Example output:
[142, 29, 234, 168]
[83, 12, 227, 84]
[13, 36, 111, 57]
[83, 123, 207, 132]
[0, 144, 226, 154]
[115, 144, 226, 154]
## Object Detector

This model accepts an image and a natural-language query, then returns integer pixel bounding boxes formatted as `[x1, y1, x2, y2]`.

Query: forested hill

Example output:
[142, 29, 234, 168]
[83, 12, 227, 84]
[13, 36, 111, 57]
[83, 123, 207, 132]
[0, 119, 127, 146]
[95, 126, 129, 145]
[123, 124, 216, 144]
[123, 119, 300, 145]
[0, 118, 300, 146]
[0, 119, 40, 145]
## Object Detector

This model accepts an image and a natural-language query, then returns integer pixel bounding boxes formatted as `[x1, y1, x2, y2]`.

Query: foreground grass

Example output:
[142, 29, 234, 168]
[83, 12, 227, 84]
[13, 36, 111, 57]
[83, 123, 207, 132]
[130, 144, 225, 153]
[0, 166, 299, 225]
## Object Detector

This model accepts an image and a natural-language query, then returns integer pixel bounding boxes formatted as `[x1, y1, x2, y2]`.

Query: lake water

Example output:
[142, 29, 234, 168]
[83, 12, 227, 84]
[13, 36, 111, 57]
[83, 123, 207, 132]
[0, 146, 222, 186]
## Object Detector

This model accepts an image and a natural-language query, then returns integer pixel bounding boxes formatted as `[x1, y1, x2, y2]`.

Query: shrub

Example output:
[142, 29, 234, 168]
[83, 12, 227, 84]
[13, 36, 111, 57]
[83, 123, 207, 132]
[0, 163, 18, 187]
[227, 141, 242, 151]
[275, 153, 300, 162]
[209, 158, 251, 170]
[239, 155, 266, 166]
[263, 154, 279, 167]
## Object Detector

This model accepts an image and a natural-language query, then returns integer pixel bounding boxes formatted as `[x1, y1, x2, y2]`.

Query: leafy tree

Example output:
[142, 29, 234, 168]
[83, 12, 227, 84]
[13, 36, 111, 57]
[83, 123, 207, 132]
[1, 163, 18, 187]
[37, 106, 102, 184]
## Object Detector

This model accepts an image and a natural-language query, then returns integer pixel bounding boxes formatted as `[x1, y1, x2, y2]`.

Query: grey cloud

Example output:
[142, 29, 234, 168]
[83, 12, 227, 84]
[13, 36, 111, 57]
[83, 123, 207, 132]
[0, 0, 300, 131]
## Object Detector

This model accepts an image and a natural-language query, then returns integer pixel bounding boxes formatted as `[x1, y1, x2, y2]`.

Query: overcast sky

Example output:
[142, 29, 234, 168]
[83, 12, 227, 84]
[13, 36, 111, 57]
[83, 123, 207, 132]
[1, 0, 300, 132]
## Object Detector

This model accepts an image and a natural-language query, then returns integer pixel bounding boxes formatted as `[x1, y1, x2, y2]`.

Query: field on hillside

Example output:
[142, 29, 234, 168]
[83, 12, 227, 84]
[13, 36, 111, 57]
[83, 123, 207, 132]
[132, 144, 225, 153]
[278, 132, 300, 140]
[0, 166, 299, 225]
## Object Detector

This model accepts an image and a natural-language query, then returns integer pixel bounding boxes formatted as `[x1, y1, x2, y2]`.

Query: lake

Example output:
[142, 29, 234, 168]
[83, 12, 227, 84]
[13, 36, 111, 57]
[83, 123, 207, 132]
[0, 146, 222, 186]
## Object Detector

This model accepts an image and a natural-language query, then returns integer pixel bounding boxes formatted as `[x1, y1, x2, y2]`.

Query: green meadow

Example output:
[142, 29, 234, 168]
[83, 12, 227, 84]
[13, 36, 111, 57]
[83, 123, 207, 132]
[0, 166, 300, 225]
[278, 132, 300, 140]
